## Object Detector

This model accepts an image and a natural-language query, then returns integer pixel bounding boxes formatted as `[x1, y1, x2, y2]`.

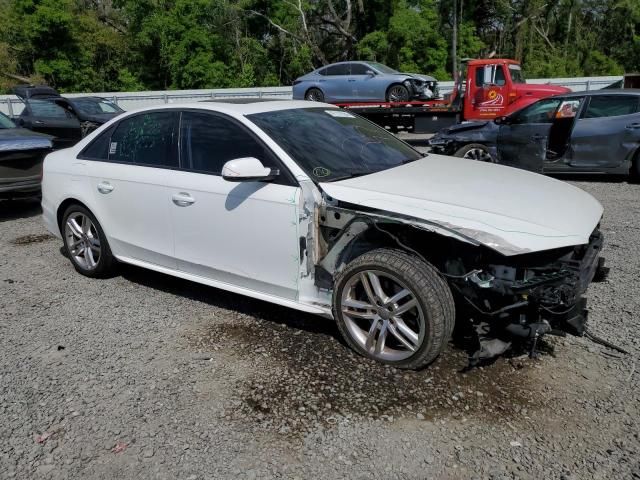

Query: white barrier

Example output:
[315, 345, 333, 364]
[0, 76, 622, 116]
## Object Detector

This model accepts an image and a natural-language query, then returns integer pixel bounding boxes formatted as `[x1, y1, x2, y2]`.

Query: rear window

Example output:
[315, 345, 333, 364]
[584, 96, 639, 118]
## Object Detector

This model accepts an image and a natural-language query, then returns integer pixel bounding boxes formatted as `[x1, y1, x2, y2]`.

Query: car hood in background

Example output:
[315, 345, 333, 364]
[401, 73, 437, 82]
[319, 155, 603, 256]
[0, 128, 53, 152]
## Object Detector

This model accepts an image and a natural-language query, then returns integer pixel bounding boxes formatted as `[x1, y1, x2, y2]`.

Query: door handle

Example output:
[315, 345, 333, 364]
[97, 181, 114, 194]
[172, 192, 195, 207]
[531, 134, 546, 141]
[348, 79, 356, 82]
[626, 123, 640, 129]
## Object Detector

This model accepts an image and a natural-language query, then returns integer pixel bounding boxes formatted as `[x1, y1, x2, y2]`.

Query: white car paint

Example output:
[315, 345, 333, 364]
[41, 100, 603, 318]
[320, 154, 603, 256]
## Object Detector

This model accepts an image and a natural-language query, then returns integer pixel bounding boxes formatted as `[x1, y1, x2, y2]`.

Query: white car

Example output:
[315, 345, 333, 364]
[41, 100, 607, 369]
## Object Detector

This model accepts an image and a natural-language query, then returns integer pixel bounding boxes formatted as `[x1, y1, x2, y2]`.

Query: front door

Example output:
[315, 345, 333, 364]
[568, 95, 640, 170]
[320, 64, 353, 102]
[85, 111, 178, 268]
[470, 64, 509, 120]
[497, 97, 563, 173]
[168, 111, 301, 300]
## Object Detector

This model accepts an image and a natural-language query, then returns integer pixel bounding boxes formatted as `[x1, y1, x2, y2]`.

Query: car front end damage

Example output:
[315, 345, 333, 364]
[401, 74, 440, 100]
[310, 201, 609, 365]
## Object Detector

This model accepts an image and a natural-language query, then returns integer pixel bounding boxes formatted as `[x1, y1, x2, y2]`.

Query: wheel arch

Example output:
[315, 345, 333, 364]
[56, 197, 94, 232]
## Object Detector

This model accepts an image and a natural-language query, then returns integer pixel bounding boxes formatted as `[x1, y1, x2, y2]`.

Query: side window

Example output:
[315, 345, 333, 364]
[510, 98, 562, 124]
[325, 64, 350, 76]
[80, 126, 114, 160]
[494, 66, 506, 86]
[475, 67, 484, 87]
[555, 99, 583, 119]
[583, 96, 639, 118]
[28, 100, 73, 119]
[109, 112, 178, 167]
[317, 68, 327, 76]
[179, 112, 275, 175]
[350, 63, 370, 75]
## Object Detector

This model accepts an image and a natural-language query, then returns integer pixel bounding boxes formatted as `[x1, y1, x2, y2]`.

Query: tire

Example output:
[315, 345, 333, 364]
[333, 248, 455, 370]
[386, 84, 410, 102]
[454, 143, 495, 163]
[305, 88, 325, 102]
[61, 204, 116, 278]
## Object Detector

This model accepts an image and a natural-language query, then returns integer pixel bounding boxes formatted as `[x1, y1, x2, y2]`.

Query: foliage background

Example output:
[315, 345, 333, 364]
[0, 0, 638, 93]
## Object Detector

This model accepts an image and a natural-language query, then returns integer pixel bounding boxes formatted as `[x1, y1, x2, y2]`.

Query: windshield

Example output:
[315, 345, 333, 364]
[248, 108, 423, 182]
[0, 112, 16, 129]
[368, 62, 398, 74]
[71, 98, 123, 115]
[509, 65, 526, 84]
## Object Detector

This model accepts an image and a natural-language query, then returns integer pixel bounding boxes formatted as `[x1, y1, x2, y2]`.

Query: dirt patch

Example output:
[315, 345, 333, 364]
[188, 317, 547, 435]
[11, 234, 54, 245]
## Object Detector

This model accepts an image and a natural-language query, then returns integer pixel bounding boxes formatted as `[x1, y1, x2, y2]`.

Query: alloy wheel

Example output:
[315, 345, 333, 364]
[340, 270, 425, 362]
[64, 212, 101, 270]
[463, 147, 494, 162]
[387, 85, 409, 102]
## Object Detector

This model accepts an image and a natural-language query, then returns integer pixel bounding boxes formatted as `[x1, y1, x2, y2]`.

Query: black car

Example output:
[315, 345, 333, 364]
[429, 89, 640, 178]
[13, 86, 124, 148]
[0, 111, 53, 198]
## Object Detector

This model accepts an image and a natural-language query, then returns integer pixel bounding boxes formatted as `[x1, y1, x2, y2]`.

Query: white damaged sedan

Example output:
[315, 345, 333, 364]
[41, 101, 607, 369]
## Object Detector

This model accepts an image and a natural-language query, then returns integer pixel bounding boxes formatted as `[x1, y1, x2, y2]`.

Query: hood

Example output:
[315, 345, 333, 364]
[513, 83, 571, 98]
[392, 73, 438, 82]
[319, 155, 602, 256]
[440, 121, 489, 135]
[0, 128, 53, 152]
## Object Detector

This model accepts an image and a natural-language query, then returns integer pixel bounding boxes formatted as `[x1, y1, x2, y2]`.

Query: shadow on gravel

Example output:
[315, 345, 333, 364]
[119, 264, 546, 436]
[0, 198, 42, 223]
[550, 173, 628, 183]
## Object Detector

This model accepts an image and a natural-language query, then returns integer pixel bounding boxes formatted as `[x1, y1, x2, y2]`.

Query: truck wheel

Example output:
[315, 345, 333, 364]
[386, 85, 410, 102]
[454, 143, 495, 163]
[305, 88, 324, 102]
[333, 249, 455, 370]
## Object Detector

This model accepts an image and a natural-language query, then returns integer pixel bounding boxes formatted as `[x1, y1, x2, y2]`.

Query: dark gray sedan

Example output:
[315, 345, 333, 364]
[0, 112, 52, 198]
[429, 89, 640, 178]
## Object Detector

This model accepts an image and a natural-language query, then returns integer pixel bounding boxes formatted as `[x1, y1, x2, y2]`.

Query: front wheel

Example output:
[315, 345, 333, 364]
[386, 84, 410, 102]
[454, 143, 495, 163]
[333, 249, 455, 369]
[62, 204, 116, 278]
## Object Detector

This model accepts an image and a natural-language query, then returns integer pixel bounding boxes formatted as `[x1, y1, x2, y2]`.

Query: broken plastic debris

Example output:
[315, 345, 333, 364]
[35, 431, 54, 444]
[510, 441, 522, 447]
[112, 442, 128, 454]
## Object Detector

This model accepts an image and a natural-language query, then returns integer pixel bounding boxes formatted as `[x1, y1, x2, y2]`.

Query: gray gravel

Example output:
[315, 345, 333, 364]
[1, 180, 639, 480]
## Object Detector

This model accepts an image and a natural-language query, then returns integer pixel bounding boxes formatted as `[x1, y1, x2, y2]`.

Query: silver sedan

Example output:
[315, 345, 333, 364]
[292, 61, 438, 103]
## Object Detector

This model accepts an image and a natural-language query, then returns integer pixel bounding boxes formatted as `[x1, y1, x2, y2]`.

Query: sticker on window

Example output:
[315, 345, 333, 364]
[325, 110, 355, 118]
[313, 167, 331, 177]
[109, 142, 117, 155]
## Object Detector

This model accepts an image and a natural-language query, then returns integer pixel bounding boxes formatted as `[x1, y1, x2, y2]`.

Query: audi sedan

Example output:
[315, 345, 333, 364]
[42, 101, 606, 369]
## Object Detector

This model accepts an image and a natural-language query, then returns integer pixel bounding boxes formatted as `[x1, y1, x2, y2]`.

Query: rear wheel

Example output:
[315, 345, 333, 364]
[386, 84, 410, 102]
[333, 249, 455, 369]
[305, 88, 325, 102]
[61, 204, 115, 278]
[454, 143, 495, 163]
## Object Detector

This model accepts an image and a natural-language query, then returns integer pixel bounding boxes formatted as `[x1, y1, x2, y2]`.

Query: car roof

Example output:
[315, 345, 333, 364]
[559, 88, 640, 98]
[124, 100, 331, 116]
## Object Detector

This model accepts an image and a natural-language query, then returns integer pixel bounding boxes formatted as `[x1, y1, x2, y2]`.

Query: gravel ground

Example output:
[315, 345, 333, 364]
[0, 180, 639, 480]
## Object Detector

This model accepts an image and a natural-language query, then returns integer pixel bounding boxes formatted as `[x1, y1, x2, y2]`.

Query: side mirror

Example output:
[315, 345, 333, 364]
[494, 116, 508, 125]
[221, 157, 278, 182]
[365, 70, 376, 76]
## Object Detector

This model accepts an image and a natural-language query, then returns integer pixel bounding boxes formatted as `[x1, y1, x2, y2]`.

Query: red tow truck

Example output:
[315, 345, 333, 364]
[336, 58, 571, 134]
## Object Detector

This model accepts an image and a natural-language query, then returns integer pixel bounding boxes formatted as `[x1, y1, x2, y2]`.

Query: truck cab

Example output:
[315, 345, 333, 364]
[461, 59, 570, 121]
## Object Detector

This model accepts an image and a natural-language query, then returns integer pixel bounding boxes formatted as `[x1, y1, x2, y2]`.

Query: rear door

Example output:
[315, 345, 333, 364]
[81, 111, 178, 268]
[19, 100, 82, 148]
[568, 95, 640, 170]
[321, 64, 354, 102]
[496, 97, 563, 173]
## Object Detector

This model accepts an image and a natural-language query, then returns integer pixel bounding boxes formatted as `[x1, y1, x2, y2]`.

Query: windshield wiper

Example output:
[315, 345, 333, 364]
[326, 171, 371, 182]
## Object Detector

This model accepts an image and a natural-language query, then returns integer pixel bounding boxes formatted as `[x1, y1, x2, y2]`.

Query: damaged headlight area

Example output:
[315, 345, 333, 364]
[404, 78, 439, 100]
[445, 228, 609, 365]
